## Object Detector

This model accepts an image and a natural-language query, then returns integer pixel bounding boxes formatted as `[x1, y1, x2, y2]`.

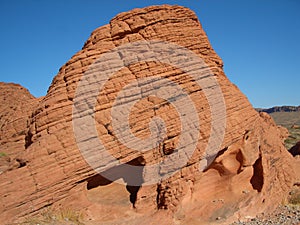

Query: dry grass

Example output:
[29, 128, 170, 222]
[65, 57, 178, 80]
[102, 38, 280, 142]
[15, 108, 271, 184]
[285, 126, 300, 150]
[22, 207, 84, 225]
[269, 112, 300, 149]
[288, 189, 300, 205]
[270, 111, 300, 127]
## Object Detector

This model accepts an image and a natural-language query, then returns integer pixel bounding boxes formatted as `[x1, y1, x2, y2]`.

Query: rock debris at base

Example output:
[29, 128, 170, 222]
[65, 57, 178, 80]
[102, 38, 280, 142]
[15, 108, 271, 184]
[231, 205, 300, 225]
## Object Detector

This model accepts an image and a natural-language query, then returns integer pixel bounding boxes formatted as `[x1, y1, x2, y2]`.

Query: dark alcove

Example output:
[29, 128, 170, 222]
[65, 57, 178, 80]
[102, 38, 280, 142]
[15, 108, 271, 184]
[87, 156, 145, 208]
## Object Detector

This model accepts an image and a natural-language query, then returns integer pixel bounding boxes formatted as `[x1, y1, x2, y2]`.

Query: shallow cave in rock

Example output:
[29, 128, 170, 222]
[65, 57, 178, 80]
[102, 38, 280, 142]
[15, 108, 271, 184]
[250, 155, 264, 192]
[86, 156, 145, 207]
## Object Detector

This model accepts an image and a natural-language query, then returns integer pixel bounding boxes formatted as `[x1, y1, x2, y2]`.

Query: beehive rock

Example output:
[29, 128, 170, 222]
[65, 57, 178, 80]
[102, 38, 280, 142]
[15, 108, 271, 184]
[0, 5, 295, 224]
[0, 83, 39, 172]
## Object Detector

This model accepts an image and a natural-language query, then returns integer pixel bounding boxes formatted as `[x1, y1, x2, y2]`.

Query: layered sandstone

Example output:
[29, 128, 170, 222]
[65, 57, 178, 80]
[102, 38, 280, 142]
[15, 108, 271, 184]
[0, 82, 39, 173]
[0, 5, 296, 224]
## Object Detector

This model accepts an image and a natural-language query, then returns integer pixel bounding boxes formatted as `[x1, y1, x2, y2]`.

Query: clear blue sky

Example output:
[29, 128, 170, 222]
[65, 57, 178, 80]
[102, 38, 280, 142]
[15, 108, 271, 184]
[0, 0, 299, 108]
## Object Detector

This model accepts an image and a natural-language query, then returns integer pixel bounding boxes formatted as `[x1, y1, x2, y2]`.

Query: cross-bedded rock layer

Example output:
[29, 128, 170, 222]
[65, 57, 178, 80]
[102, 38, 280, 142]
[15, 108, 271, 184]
[0, 5, 296, 224]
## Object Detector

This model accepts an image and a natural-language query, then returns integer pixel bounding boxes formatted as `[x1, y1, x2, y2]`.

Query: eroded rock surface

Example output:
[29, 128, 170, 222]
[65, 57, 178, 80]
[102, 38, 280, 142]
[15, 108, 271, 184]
[0, 83, 39, 173]
[0, 5, 296, 224]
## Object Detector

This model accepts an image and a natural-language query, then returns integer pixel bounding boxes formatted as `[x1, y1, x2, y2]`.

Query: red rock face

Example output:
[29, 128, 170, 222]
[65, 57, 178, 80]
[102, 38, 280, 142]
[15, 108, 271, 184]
[0, 83, 39, 172]
[0, 5, 296, 224]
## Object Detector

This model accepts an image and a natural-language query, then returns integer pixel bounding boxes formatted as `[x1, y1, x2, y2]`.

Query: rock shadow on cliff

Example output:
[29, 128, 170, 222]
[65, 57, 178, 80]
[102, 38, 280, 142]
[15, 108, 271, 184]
[86, 156, 145, 208]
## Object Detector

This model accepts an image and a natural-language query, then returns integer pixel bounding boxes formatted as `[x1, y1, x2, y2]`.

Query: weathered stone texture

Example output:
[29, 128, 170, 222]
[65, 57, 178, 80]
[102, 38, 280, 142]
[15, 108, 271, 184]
[0, 5, 295, 224]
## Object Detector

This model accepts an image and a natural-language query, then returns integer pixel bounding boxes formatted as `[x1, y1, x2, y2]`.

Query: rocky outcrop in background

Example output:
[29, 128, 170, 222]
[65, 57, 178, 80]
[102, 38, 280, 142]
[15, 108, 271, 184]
[257, 106, 300, 113]
[0, 5, 296, 225]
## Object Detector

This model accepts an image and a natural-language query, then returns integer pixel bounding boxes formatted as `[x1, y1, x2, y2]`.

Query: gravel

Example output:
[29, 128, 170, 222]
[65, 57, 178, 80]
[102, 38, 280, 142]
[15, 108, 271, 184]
[231, 205, 300, 225]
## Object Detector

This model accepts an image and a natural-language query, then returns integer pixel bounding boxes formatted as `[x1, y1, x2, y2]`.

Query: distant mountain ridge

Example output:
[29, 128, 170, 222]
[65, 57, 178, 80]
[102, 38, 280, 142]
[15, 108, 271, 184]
[256, 105, 300, 113]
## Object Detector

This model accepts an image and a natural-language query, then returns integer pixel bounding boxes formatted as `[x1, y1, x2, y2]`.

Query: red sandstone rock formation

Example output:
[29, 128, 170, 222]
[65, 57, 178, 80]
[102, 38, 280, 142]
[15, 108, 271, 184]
[0, 5, 296, 224]
[0, 83, 39, 173]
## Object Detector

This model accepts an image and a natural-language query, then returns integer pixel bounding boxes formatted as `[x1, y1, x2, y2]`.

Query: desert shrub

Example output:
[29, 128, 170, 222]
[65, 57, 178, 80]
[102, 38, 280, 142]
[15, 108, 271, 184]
[22, 207, 84, 225]
[289, 190, 300, 205]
